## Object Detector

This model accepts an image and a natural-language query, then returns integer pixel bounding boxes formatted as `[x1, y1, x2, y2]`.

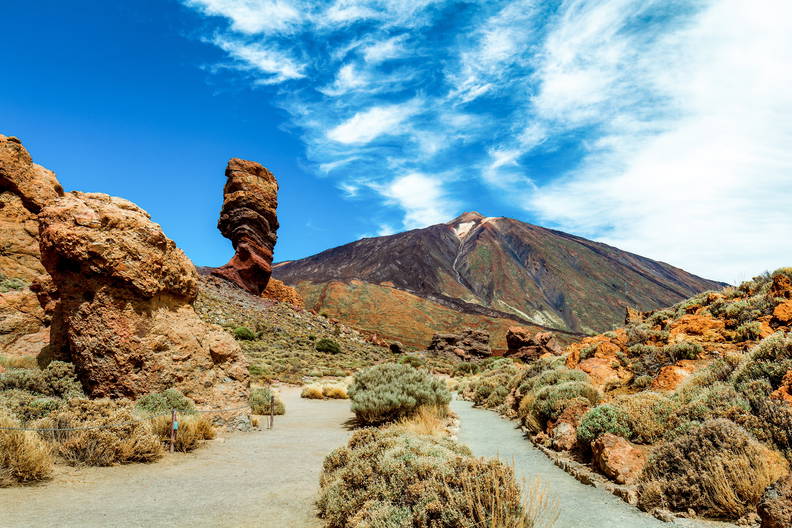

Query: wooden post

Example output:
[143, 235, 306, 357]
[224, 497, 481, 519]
[269, 394, 274, 430]
[170, 409, 177, 453]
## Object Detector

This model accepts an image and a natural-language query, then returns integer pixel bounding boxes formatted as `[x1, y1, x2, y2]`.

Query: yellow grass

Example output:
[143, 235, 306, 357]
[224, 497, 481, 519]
[0, 355, 37, 370]
[0, 411, 53, 486]
[322, 385, 348, 399]
[393, 405, 449, 437]
[150, 414, 215, 453]
[301, 385, 325, 399]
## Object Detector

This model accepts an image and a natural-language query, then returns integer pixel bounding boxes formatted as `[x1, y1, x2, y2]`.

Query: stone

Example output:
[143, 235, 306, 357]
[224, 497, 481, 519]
[549, 401, 590, 451]
[758, 474, 792, 528]
[504, 327, 563, 361]
[389, 341, 404, 354]
[773, 301, 792, 326]
[427, 328, 491, 360]
[0, 288, 49, 357]
[591, 433, 647, 485]
[652, 360, 698, 391]
[37, 191, 249, 407]
[770, 370, 792, 405]
[261, 277, 303, 308]
[668, 314, 726, 342]
[212, 158, 279, 296]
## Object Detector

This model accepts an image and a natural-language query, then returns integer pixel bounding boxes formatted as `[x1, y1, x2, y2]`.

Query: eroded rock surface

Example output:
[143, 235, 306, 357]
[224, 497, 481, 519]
[591, 433, 647, 485]
[505, 327, 563, 360]
[212, 158, 279, 296]
[427, 328, 491, 360]
[38, 191, 249, 406]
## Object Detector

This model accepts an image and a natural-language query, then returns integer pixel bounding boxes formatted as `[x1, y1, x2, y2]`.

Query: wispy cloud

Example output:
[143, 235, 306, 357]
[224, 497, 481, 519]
[184, 0, 792, 280]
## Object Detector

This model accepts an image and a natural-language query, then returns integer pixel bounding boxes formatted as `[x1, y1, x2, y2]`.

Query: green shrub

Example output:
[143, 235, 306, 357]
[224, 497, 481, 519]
[633, 375, 653, 389]
[348, 363, 451, 424]
[645, 309, 674, 328]
[638, 419, 788, 519]
[453, 362, 482, 377]
[318, 427, 552, 528]
[0, 361, 83, 399]
[626, 325, 669, 346]
[732, 332, 792, 393]
[135, 389, 196, 415]
[734, 321, 762, 342]
[577, 404, 631, 444]
[316, 338, 342, 355]
[249, 387, 285, 415]
[0, 390, 63, 424]
[530, 381, 599, 424]
[0, 275, 27, 293]
[398, 354, 426, 369]
[629, 341, 702, 378]
[233, 326, 256, 340]
[613, 392, 677, 444]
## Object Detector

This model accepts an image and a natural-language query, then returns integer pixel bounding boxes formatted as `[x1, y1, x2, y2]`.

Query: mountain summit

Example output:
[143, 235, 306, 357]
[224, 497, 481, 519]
[273, 213, 724, 347]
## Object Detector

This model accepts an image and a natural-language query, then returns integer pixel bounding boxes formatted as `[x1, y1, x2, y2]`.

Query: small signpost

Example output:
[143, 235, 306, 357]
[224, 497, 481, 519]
[170, 409, 178, 453]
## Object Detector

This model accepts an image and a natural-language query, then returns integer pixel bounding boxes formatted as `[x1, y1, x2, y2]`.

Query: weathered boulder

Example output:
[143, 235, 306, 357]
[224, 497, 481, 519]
[38, 191, 249, 407]
[261, 277, 303, 308]
[212, 158, 279, 296]
[505, 327, 563, 361]
[0, 135, 64, 358]
[651, 360, 698, 391]
[549, 400, 590, 451]
[773, 301, 792, 326]
[389, 341, 404, 354]
[427, 328, 490, 360]
[770, 370, 792, 405]
[759, 474, 792, 528]
[591, 433, 647, 485]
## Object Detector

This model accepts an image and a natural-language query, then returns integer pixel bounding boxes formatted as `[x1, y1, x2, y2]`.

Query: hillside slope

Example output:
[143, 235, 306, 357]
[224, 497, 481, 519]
[274, 212, 724, 347]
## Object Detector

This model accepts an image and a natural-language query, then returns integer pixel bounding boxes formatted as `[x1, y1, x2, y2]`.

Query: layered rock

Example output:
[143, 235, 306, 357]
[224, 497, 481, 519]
[504, 327, 563, 361]
[591, 433, 647, 485]
[212, 158, 279, 296]
[38, 191, 249, 406]
[759, 475, 792, 528]
[261, 277, 303, 308]
[427, 328, 491, 360]
[0, 135, 64, 357]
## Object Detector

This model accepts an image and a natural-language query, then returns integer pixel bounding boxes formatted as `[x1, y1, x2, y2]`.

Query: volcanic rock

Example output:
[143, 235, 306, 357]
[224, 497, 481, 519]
[759, 474, 792, 528]
[770, 370, 792, 405]
[505, 327, 563, 361]
[591, 433, 647, 485]
[549, 400, 590, 451]
[212, 158, 279, 296]
[37, 191, 249, 406]
[427, 328, 491, 360]
[261, 277, 303, 308]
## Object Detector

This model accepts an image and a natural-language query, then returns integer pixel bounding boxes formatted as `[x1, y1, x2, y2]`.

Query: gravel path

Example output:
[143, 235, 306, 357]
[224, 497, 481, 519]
[452, 398, 736, 528]
[0, 387, 352, 528]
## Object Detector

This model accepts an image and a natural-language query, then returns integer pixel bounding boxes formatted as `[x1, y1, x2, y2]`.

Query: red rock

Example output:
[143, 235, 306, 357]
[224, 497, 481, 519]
[591, 433, 647, 485]
[38, 191, 249, 407]
[770, 371, 792, 405]
[261, 277, 303, 308]
[212, 158, 279, 296]
[758, 474, 792, 528]
[773, 301, 792, 326]
[550, 401, 590, 451]
[668, 314, 725, 342]
[505, 327, 562, 361]
[651, 360, 698, 391]
[427, 328, 491, 360]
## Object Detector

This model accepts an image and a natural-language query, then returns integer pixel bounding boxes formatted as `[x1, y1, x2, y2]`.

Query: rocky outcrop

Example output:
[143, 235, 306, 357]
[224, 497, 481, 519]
[549, 400, 590, 451]
[37, 191, 249, 406]
[212, 158, 279, 296]
[770, 370, 792, 405]
[427, 328, 491, 360]
[504, 327, 563, 361]
[0, 135, 65, 358]
[261, 277, 303, 308]
[591, 433, 647, 485]
[758, 475, 792, 528]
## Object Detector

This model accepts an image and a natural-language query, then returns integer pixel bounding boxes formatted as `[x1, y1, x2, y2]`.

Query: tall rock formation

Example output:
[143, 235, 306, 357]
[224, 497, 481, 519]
[0, 135, 64, 356]
[212, 158, 279, 296]
[38, 191, 249, 406]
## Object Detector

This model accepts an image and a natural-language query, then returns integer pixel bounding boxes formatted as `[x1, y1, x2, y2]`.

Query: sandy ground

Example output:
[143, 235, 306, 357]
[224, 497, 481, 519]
[453, 397, 737, 528]
[0, 387, 353, 528]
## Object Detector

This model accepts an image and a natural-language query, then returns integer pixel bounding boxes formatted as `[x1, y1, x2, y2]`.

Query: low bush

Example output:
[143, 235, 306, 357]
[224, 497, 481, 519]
[577, 404, 631, 444]
[629, 341, 702, 378]
[301, 385, 324, 399]
[348, 363, 451, 424]
[233, 326, 256, 340]
[734, 321, 762, 342]
[34, 399, 163, 466]
[315, 338, 342, 355]
[135, 389, 196, 415]
[732, 332, 792, 393]
[318, 427, 555, 528]
[638, 419, 788, 519]
[250, 387, 285, 415]
[0, 355, 37, 370]
[529, 381, 599, 425]
[0, 410, 53, 487]
[398, 354, 426, 369]
[322, 385, 348, 399]
[0, 361, 84, 399]
[0, 390, 63, 424]
[613, 392, 677, 444]
[150, 414, 215, 452]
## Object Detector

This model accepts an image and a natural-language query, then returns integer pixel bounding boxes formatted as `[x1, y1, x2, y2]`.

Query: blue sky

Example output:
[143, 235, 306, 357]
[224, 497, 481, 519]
[2, 1, 791, 283]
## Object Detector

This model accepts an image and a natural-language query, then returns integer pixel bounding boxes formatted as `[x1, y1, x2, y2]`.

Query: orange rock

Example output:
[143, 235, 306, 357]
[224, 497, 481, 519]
[549, 400, 590, 451]
[770, 371, 792, 405]
[591, 433, 647, 485]
[758, 315, 776, 337]
[578, 357, 622, 388]
[773, 301, 792, 325]
[770, 273, 792, 299]
[651, 360, 698, 391]
[261, 278, 304, 308]
[668, 314, 725, 342]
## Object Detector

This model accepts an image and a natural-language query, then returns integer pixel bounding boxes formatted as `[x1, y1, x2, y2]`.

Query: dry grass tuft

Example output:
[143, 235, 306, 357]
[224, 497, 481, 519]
[150, 414, 215, 452]
[301, 383, 349, 400]
[0, 355, 38, 370]
[0, 410, 53, 487]
[301, 385, 325, 399]
[34, 398, 163, 466]
[322, 385, 349, 399]
[393, 405, 448, 437]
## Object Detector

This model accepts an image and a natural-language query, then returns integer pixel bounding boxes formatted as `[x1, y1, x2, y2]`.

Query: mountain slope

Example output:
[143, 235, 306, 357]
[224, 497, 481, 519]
[273, 212, 725, 347]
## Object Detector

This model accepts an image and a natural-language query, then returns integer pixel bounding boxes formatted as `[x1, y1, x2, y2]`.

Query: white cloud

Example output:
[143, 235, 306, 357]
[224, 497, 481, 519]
[326, 101, 420, 144]
[379, 172, 458, 229]
[186, 0, 302, 34]
[319, 63, 368, 96]
[525, 0, 792, 282]
[213, 37, 305, 82]
[362, 35, 407, 63]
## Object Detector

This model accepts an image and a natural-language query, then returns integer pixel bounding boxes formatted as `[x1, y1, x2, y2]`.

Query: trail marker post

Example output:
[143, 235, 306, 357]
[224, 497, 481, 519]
[170, 409, 177, 453]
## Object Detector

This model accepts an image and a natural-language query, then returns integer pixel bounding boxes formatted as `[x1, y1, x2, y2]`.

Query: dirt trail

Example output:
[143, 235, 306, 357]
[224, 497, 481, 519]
[0, 387, 352, 528]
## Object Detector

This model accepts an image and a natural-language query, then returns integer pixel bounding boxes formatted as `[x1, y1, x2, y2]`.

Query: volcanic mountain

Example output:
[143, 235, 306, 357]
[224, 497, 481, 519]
[273, 212, 725, 348]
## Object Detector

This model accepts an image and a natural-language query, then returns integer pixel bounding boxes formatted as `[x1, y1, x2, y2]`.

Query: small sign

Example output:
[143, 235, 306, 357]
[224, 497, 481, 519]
[173, 421, 179, 431]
